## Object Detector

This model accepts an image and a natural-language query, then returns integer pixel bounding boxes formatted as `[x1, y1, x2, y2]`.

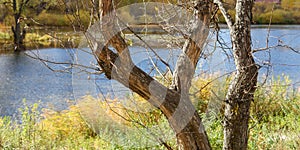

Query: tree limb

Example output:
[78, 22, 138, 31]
[213, 0, 234, 31]
[171, 0, 212, 92]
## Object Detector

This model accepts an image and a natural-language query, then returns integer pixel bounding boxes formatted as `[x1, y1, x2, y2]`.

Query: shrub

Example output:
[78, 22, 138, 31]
[39, 105, 96, 140]
[0, 32, 11, 40]
[257, 9, 295, 24]
[34, 13, 70, 27]
[0, 100, 110, 149]
[3, 15, 14, 26]
[252, 76, 300, 119]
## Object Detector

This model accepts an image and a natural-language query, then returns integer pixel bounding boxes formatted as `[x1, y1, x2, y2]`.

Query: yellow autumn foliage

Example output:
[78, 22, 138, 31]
[39, 105, 95, 140]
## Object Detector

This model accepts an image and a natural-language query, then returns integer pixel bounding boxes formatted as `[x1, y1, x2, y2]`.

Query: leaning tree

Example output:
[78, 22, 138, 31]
[90, 0, 212, 149]
[66, 0, 258, 149]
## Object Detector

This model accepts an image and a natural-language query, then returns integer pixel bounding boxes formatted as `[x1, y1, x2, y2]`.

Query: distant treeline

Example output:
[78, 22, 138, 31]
[0, 0, 299, 28]
[217, 0, 300, 24]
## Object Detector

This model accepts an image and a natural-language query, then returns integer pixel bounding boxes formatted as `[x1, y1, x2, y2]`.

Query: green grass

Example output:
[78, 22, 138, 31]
[0, 100, 113, 149]
[0, 76, 300, 149]
[204, 75, 300, 150]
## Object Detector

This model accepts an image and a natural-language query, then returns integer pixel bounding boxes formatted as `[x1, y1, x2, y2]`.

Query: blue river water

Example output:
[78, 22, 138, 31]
[0, 26, 300, 116]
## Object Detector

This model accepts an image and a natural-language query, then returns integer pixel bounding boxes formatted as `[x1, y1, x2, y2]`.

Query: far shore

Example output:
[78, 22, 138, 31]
[1, 24, 299, 52]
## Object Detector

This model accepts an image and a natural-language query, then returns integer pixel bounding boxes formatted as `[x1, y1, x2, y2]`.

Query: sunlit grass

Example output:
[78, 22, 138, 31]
[0, 76, 300, 149]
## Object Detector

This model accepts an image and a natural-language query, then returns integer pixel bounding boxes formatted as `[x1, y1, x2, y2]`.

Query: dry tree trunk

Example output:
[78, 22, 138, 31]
[93, 0, 212, 149]
[215, 0, 259, 149]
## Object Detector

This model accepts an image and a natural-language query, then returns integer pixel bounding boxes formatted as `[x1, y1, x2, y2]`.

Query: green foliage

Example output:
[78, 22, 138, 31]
[190, 76, 214, 112]
[3, 15, 14, 26]
[34, 12, 70, 27]
[249, 113, 300, 150]
[1, 0, 299, 27]
[0, 100, 41, 149]
[75, 95, 175, 149]
[199, 75, 300, 149]
[24, 33, 53, 42]
[203, 115, 224, 149]
[217, 1, 300, 24]
[0, 32, 11, 40]
[256, 9, 296, 24]
[252, 1, 300, 24]
[252, 76, 300, 122]
[249, 76, 300, 149]
[0, 99, 111, 149]
[1, 76, 300, 149]
[0, 97, 174, 149]
[281, 0, 300, 10]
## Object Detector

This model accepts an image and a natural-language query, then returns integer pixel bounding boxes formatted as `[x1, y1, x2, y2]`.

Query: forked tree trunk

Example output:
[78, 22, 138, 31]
[221, 0, 259, 149]
[95, 46, 212, 150]
[93, 0, 212, 149]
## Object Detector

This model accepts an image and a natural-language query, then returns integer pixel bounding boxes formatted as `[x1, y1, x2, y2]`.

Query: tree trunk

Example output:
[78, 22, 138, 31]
[222, 0, 258, 149]
[93, 0, 212, 149]
[12, 0, 26, 51]
[12, 15, 24, 51]
[95, 46, 211, 150]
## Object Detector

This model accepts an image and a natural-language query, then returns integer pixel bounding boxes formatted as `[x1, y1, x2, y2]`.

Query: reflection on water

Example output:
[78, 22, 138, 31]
[0, 27, 300, 116]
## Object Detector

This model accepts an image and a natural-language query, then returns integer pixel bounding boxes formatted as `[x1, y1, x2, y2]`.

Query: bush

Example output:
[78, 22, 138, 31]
[3, 15, 14, 26]
[0, 100, 110, 149]
[0, 32, 11, 40]
[75, 95, 175, 149]
[34, 13, 70, 27]
[202, 75, 300, 149]
[252, 76, 300, 119]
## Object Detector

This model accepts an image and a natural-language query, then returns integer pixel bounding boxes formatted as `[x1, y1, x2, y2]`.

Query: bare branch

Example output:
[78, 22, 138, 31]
[122, 22, 173, 75]
[265, 5, 275, 49]
[171, 1, 211, 91]
[253, 44, 300, 54]
[213, 0, 234, 30]
[25, 51, 102, 74]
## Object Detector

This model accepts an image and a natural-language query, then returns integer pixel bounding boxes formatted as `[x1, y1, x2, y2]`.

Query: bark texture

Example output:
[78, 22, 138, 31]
[221, 0, 259, 149]
[12, 0, 29, 51]
[93, 0, 212, 149]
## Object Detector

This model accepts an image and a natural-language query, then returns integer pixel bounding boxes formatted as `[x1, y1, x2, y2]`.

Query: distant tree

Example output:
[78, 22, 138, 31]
[0, 3, 9, 22]
[281, 0, 300, 10]
[11, 0, 30, 51]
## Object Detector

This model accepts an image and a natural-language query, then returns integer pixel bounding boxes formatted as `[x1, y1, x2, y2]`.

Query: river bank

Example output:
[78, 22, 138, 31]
[0, 26, 82, 51]
[1, 75, 299, 149]
[1, 24, 300, 52]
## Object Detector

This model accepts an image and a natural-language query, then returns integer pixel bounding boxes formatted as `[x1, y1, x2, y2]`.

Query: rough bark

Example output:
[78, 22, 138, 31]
[93, 0, 212, 149]
[95, 46, 211, 150]
[12, 0, 28, 51]
[220, 0, 259, 149]
[171, 1, 212, 149]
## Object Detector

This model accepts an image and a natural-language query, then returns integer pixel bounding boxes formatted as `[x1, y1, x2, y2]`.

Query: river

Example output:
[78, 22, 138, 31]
[0, 26, 300, 116]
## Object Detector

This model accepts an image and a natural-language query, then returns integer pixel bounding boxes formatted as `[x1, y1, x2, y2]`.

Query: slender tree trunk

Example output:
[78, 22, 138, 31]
[94, 0, 212, 149]
[12, 14, 23, 51]
[12, 0, 26, 51]
[222, 0, 258, 149]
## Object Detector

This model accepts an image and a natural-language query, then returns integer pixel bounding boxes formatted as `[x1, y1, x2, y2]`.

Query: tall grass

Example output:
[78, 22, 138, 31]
[204, 75, 300, 150]
[0, 76, 299, 149]
[0, 100, 111, 149]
